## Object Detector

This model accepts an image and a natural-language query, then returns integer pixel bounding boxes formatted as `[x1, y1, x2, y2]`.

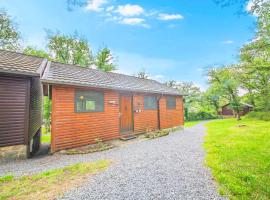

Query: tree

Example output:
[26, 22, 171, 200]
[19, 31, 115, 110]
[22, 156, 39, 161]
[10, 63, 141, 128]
[0, 10, 20, 50]
[167, 81, 205, 120]
[23, 46, 51, 59]
[239, 2, 270, 111]
[204, 86, 224, 115]
[166, 80, 177, 88]
[47, 31, 93, 67]
[213, 0, 269, 14]
[136, 69, 149, 79]
[95, 47, 117, 72]
[207, 66, 242, 120]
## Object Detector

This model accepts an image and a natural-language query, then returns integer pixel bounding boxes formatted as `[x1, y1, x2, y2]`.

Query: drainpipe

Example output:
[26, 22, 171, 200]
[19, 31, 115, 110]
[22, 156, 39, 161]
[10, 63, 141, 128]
[157, 93, 163, 130]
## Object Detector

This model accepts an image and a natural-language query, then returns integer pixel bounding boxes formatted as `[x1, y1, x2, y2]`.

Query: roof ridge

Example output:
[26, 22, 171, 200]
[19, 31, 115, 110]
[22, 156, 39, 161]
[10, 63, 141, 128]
[0, 49, 45, 60]
[50, 60, 166, 85]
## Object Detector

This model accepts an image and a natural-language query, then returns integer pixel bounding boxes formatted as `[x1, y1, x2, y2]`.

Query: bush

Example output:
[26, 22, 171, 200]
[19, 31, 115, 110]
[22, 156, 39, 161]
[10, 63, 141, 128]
[245, 112, 270, 121]
[186, 111, 218, 121]
[145, 129, 170, 139]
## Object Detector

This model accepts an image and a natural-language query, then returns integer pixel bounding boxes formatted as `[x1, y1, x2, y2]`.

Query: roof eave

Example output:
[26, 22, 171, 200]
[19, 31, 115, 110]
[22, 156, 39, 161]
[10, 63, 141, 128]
[0, 68, 40, 77]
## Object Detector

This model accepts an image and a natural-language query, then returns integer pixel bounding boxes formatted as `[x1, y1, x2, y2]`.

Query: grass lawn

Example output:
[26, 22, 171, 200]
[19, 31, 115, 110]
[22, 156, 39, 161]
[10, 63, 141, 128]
[0, 160, 110, 200]
[184, 121, 202, 128]
[204, 118, 270, 199]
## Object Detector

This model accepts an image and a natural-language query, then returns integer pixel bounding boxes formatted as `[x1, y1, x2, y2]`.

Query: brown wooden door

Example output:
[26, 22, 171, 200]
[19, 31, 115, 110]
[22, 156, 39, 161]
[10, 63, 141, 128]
[120, 95, 133, 132]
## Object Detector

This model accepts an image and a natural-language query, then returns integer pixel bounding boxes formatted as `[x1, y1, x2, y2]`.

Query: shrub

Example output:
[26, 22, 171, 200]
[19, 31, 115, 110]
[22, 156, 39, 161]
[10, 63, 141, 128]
[245, 112, 270, 121]
[186, 111, 218, 121]
[145, 129, 170, 139]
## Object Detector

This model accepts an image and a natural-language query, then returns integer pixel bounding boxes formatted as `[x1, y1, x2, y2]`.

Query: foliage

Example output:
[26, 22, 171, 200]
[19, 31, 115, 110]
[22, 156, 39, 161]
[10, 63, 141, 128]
[204, 86, 224, 114]
[23, 46, 51, 59]
[213, 0, 269, 15]
[43, 96, 51, 133]
[95, 47, 117, 72]
[47, 31, 93, 67]
[245, 111, 270, 121]
[166, 81, 220, 120]
[65, 138, 114, 155]
[0, 10, 20, 50]
[145, 129, 170, 139]
[204, 118, 270, 199]
[136, 69, 149, 79]
[209, 1, 270, 117]
[239, 2, 270, 111]
[187, 112, 218, 121]
[207, 66, 242, 120]
[0, 160, 110, 200]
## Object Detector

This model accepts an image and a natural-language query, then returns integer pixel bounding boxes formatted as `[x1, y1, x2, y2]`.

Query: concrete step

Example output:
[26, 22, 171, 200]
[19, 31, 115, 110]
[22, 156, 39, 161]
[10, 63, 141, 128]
[120, 134, 137, 141]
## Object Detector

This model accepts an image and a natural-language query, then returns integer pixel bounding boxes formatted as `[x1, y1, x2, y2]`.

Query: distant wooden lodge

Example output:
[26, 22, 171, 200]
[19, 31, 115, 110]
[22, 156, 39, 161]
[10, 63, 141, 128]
[0, 50, 184, 157]
[219, 103, 253, 117]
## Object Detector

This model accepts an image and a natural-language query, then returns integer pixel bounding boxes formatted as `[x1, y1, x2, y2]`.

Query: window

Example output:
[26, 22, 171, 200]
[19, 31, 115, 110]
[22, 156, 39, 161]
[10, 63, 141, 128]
[166, 96, 176, 109]
[75, 90, 104, 112]
[144, 96, 157, 110]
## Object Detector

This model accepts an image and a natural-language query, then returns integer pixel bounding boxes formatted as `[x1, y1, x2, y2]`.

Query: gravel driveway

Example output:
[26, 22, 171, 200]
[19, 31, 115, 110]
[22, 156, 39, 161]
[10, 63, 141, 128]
[0, 122, 225, 200]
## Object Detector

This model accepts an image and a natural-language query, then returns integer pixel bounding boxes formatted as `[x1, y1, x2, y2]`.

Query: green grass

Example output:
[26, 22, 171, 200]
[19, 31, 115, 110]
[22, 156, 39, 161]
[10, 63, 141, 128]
[41, 126, 51, 143]
[0, 160, 110, 200]
[184, 120, 202, 128]
[41, 133, 51, 143]
[204, 118, 270, 199]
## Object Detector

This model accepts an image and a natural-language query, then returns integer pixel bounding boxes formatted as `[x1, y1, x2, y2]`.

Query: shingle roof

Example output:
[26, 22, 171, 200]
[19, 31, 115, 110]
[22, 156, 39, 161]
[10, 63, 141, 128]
[42, 61, 180, 95]
[0, 50, 46, 76]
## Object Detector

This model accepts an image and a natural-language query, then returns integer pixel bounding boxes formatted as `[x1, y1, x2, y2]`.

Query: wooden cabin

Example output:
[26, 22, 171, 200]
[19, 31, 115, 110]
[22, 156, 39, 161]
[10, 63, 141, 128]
[219, 103, 253, 117]
[42, 62, 184, 152]
[0, 50, 184, 155]
[0, 51, 46, 159]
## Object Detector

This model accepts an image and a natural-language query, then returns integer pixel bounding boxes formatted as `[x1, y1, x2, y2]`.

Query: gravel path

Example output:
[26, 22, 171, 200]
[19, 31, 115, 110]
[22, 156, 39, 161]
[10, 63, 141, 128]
[0, 122, 225, 200]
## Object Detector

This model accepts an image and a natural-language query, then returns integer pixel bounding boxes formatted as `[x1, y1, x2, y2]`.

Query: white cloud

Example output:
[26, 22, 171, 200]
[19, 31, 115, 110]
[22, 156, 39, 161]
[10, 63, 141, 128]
[85, 0, 107, 12]
[221, 40, 234, 44]
[116, 4, 144, 16]
[106, 5, 114, 12]
[118, 18, 150, 28]
[158, 13, 183, 21]
[120, 18, 144, 25]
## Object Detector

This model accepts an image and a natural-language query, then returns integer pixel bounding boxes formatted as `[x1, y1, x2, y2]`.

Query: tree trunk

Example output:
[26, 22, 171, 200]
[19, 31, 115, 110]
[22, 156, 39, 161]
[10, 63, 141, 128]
[235, 109, 241, 121]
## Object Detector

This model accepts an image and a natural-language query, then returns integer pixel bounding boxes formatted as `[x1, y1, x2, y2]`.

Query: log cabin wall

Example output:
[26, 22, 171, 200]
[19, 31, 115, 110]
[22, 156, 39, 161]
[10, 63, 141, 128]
[51, 85, 120, 152]
[51, 85, 184, 152]
[159, 96, 184, 129]
[133, 94, 159, 133]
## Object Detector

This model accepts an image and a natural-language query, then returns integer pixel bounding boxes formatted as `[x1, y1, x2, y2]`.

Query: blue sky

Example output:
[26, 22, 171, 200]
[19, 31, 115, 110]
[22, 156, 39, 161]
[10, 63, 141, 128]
[1, 0, 256, 89]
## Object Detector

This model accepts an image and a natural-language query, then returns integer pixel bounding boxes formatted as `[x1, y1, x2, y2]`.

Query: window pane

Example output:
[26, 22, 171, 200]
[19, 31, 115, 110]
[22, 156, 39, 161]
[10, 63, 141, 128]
[144, 96, 157, 110]
[166, 96, 176, 109]
[75, 91, 104, 112]
[76, 101, 84, 112]
[86, 100, 96, 111]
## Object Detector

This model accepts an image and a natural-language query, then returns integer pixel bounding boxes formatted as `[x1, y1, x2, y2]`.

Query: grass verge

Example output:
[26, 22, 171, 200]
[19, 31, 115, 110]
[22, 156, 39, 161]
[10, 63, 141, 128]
[0, 160, 110, 200]
[184, 121, 202, 128]
[41, 126, 51, 143]
[41, 133, 51, 143]
[204, 118, 270, 199]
